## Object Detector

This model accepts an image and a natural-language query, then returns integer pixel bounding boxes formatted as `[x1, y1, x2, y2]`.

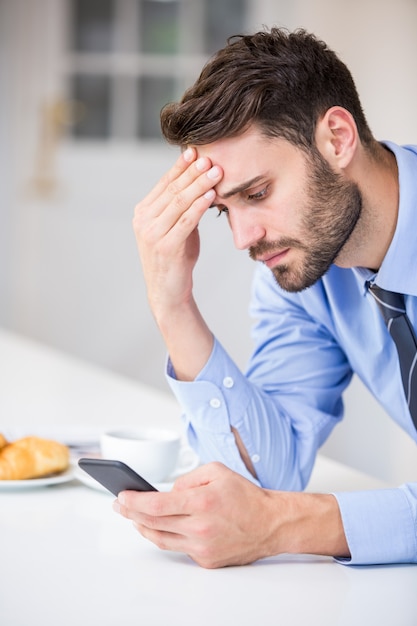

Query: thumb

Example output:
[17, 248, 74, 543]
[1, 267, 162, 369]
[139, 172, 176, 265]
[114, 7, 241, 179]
[173, 461, 228, 492]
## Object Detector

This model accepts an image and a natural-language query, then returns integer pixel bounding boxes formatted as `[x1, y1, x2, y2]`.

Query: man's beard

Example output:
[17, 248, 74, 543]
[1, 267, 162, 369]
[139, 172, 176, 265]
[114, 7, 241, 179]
[249, 150, 363, 292]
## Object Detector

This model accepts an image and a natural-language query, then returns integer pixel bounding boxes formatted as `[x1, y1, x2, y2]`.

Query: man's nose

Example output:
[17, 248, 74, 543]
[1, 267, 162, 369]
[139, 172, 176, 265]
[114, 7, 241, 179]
[228, 210, 266, 250]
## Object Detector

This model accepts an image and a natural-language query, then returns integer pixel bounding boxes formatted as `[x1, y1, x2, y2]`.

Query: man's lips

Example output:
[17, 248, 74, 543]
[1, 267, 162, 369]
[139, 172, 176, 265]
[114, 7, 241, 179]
[256, 249, 290, 268]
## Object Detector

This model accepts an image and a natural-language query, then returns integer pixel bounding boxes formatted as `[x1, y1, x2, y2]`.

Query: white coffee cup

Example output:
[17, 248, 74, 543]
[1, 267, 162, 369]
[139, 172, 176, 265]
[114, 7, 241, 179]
[100, 427, 196, 483]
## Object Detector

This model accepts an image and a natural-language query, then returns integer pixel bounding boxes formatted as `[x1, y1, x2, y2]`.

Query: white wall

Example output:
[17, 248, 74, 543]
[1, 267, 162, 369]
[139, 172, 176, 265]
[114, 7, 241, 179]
[1, 0, 416, 483]
[0, 0, 256, 391]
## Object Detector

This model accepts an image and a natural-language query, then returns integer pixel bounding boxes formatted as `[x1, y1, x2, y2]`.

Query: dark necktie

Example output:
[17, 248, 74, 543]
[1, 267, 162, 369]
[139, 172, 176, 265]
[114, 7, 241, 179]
[367, 282, 417, 431]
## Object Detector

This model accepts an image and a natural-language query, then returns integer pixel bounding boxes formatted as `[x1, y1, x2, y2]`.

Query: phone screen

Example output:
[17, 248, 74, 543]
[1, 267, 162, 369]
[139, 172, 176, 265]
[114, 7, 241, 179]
[78, 458, 158, 496]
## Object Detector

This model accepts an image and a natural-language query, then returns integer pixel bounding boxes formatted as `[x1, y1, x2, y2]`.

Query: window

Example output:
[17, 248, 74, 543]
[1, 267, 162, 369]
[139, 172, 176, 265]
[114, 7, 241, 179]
[66, 0, 248, 141]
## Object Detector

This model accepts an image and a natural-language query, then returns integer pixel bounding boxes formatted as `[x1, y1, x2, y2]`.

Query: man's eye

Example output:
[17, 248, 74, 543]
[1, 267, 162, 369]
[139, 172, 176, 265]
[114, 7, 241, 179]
[216, 206, 229, 217]
[247, 187, 268, 201]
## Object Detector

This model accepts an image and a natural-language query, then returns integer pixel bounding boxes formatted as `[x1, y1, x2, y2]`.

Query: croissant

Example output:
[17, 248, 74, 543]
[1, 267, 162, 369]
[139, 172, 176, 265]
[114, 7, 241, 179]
[0, 435, 70, 480]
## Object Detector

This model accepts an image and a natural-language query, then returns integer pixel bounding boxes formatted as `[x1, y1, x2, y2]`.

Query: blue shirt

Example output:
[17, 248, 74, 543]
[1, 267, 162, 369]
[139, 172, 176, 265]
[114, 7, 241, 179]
[166, 141, 417, 565]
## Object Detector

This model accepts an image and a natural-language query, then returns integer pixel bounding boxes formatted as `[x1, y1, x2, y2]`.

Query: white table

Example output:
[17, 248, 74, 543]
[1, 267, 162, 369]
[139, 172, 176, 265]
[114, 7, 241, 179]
[1, 329, 416, 626]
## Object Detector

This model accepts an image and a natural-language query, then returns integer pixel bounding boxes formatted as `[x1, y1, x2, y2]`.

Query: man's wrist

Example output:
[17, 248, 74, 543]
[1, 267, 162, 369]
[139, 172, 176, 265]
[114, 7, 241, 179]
[264, 490, 350, 559]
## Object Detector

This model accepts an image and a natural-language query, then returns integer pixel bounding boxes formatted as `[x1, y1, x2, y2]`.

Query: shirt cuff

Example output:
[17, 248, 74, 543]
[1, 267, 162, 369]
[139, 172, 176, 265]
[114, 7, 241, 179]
[166, 338, 252, 429]
[165, 339, 258, 482]
[333, 486, 417, 565]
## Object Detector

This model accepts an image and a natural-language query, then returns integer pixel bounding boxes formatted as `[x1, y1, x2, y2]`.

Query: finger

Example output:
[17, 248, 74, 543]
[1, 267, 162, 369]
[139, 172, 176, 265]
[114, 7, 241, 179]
[137, 148, 213, 221]
[134, 514, 224, 569]
[140, 158, 220, 228]
[162, 162, 221, 219]
[134, 523, 192, 556]
[141, 147, 197, 207]
[134, 169, 221, 251]
[133, 187, 215, 256]
[133, 160, 220, 246]
[156, 185, 216, 247]
[116, 488, 190, 519]
[155, 162, 221, 238]
[133, 149, 198, 226]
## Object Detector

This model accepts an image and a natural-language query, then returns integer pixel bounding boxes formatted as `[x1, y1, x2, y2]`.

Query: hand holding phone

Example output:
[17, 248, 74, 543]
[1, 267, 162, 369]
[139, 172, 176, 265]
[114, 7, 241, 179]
[78, 458, 158, 496]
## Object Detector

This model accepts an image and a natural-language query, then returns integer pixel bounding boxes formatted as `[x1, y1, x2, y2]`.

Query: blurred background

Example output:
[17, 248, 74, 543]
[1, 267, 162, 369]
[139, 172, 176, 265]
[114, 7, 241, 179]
[1, 0, 416, 483]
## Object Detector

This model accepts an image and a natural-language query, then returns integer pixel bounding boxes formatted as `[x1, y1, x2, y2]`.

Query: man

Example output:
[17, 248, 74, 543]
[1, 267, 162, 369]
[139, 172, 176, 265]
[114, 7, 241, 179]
[114, 28, 417, 568]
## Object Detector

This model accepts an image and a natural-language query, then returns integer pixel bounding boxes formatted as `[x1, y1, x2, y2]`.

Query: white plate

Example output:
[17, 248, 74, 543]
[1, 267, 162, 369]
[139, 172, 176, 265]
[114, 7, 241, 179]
[0, 466, 75, 490]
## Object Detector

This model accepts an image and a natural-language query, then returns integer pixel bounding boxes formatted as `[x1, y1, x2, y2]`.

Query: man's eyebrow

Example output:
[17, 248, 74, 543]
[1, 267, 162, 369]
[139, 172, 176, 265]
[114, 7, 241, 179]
[219, 175, 266, 199]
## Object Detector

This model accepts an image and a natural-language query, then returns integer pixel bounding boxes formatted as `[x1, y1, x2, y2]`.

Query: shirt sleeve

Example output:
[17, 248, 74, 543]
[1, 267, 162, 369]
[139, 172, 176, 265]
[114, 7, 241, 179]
[166, 264, 352, 490]
[164, 264, 417, 564]
[333, 483, 417, 564]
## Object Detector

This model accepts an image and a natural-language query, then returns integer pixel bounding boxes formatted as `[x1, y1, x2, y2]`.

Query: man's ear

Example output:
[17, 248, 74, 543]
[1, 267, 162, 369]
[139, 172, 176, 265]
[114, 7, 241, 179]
[315, 106, 358, 170]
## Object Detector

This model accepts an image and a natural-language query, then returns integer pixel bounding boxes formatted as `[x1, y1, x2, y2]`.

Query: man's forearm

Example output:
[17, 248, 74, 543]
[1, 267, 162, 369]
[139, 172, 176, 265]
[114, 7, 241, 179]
[157, 298, 214, 382]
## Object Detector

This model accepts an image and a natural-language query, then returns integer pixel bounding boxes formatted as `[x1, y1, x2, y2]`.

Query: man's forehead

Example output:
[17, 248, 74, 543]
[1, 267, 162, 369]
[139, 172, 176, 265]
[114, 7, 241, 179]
[194, 131, 304, 198]
[194, 131, 269, 191]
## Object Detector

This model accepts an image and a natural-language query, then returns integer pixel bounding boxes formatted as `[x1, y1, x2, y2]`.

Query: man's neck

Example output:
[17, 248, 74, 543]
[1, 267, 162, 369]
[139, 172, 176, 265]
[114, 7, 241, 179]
[334, 142, 399, 271]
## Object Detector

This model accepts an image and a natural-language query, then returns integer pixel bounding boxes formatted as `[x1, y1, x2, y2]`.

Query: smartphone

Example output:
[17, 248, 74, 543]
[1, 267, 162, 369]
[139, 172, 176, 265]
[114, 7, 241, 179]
[78, 458, 158, 496]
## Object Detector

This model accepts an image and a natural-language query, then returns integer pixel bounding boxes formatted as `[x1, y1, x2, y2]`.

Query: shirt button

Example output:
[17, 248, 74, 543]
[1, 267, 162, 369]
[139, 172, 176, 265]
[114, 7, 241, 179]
[210, 398, 221, 409]
[223, 376, 234, 389]
[251, 454, 260, 464]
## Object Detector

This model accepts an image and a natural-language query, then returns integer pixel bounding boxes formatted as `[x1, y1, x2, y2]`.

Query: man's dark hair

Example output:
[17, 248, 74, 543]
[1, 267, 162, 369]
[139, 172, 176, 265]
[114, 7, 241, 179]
[160, 27, 375, 151]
